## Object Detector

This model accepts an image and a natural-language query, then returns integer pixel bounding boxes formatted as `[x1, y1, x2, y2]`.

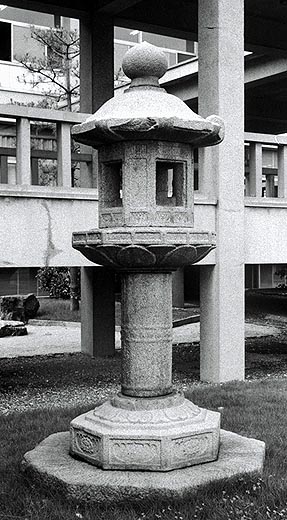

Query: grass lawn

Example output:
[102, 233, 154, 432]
[37, 298, 81, 322]
[36, 289, 287, 325]
[1, 291, 287, 519]
[1, 343, 287, 519]
[36, 298, 199, 325]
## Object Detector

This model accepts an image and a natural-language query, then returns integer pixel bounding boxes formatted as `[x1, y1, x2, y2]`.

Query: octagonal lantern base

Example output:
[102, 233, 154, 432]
[69, 392, 220, 471]
[22, 430, 265, 505]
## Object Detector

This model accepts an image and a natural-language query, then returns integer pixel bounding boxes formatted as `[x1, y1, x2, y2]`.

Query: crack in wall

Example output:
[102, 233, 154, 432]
[0, 260, 16, 266]
[41, 200, 62, 266]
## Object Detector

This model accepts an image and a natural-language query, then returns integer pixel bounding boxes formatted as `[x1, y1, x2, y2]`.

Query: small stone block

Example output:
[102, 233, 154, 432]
[0, 294, 39, 322]
[22, 430, 265, 505]
[0, 320, 27, 337]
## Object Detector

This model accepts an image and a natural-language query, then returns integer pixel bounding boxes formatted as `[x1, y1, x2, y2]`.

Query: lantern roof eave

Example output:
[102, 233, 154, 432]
[72, 42, 224, 148]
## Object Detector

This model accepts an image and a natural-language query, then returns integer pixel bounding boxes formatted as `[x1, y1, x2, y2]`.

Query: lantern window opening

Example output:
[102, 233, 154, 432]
[156, 160, 186, 207]
[102, 160, 123, 208]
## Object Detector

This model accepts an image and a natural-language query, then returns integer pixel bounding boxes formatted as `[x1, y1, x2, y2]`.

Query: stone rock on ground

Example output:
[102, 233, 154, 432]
[0, 320, 27, 337]
[0, 294, 39, 323]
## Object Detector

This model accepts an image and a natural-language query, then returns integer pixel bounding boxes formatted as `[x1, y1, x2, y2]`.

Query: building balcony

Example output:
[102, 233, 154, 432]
[0, 104, 287, 268]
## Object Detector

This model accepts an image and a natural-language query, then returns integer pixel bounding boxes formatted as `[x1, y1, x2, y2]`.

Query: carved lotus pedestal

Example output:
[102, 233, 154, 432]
[70, 392, 220, 471]
[72, 228, 216, 270]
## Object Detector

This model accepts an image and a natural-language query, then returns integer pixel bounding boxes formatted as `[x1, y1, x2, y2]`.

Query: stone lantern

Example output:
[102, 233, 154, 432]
[70, 42, 224, 471]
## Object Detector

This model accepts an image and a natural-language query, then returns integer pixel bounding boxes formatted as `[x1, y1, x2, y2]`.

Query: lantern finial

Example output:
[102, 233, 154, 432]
[122, 41, 168, 86]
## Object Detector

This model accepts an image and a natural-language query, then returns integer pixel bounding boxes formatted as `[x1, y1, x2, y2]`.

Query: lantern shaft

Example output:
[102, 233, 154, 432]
[121, 271, 173, 397]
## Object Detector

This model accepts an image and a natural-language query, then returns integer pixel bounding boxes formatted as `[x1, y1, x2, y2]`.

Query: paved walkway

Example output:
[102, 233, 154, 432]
[0, 320, 281, 358]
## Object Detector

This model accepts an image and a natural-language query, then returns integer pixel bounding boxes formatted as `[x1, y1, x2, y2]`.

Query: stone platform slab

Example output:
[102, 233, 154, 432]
[22, 430, 265, 504]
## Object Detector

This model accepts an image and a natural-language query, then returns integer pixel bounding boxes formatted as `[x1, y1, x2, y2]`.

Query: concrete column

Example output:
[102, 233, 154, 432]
[81, 267, 115, 357]
[278, 145, 287, 198]
[91, 13, 114, 112]
[79, 18, 93, 113]
[79, 14, 116, 357]
[79, 13, 113, 186]
[172, 268, 185, 308]
[80, 13, 114, 112]
[16, 117, 31, 185]
[79, 18, 94, 188]
[198, 0, 245, 382]
[249, 143, 262, 197]
[121, 272, 173, 397]
[57, 122, 72, 187]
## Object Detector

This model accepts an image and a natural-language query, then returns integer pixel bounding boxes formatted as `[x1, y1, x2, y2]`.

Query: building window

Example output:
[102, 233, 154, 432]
[54, 15, 62, 29]
[114, 27, 197, 85]
[0, 21, 11, 61]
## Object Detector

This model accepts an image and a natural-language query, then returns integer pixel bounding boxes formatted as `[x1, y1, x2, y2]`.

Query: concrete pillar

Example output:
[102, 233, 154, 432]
[121, 271, 173, 397]
[79, 14, 116, 357]
[198, 0, 245, 382]
[80, 13, 114, 112]
[278, 145, 287, 198]
[248, 143, 262, 197]
[91, 13, 114, 111]
[79, 18, 93, 113]
[81, 267, 115, 357]
[79, 18, 94, 189]
[57, 122, 72, 187]
[172, 268, 185, 308]
[16, 117, 31, 185]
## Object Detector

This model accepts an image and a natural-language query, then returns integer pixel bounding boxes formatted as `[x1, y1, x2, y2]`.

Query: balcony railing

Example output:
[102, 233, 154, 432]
[0, 104, 94, 189]
[0, 105, 286, 203]
[245, 132, 287, 199]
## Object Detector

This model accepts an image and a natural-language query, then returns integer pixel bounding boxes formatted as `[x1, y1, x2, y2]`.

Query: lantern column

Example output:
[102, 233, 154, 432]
[70, 42, 224, 471]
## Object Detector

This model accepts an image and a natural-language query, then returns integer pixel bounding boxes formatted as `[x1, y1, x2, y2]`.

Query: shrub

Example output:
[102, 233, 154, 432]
[36, 267, 80, 300]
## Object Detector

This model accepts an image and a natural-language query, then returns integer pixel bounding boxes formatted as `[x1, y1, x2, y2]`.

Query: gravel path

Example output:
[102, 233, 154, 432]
[1, 314, 286, 416]
[0, 320, 281, 358]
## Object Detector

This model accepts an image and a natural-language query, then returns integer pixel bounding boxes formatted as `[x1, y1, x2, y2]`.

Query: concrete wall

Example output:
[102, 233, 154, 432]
[0, 188, 98, 267]
[245, 204, 287, 264]
[0, 194, 217, 268]
[2, 191, 287, 269]
[194, 199, 216, 231]
[196, 201, 287, 266]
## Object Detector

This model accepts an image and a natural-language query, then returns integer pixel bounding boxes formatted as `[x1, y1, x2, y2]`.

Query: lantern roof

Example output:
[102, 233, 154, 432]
[72, 42, 224, 148]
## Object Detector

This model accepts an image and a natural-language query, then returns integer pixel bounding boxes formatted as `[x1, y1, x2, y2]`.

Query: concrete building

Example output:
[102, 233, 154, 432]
[0, 0, 287, 382]
[0, 6, 197, 297]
